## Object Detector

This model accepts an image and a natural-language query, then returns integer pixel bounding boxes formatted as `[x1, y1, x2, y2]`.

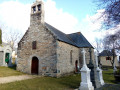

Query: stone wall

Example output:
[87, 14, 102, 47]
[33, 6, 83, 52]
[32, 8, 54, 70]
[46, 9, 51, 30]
[56, 41, 79, 77]
[17, 24, 58, 77]
[100, 56, 119, 66]
[0, 52, 3, 66]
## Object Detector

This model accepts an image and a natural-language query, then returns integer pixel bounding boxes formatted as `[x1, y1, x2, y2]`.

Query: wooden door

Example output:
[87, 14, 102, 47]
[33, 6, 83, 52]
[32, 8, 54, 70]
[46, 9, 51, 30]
[31, 57, 39, 74]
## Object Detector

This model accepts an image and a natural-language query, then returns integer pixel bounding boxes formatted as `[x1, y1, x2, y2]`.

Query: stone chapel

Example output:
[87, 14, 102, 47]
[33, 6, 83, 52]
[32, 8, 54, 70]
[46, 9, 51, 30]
[17, 0, 95, 77]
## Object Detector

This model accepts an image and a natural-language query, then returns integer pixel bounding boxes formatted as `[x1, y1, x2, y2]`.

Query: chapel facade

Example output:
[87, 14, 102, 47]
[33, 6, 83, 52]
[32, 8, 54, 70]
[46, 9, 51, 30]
[17, 0, 95, 77]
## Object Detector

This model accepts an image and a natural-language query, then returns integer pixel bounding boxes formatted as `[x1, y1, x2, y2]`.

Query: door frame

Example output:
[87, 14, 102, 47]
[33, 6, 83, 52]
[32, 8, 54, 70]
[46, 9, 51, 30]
[31, 56, 39, 75]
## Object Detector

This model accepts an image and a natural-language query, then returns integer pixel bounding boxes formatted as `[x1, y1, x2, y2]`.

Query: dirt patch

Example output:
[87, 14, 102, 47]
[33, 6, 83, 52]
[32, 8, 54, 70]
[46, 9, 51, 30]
[0, 75, 39, 84]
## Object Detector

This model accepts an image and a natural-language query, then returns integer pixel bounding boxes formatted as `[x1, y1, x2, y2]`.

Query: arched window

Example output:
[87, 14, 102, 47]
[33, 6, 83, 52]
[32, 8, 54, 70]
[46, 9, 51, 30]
[37, 4, 41, 11]
[33, 6, 36, 13]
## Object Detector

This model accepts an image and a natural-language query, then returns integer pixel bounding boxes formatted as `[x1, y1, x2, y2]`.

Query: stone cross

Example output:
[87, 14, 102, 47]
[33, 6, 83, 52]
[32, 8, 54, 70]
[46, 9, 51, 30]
[88, 48, 95, 87]
[95, 51, 99, 69]
[79, 48, 94, 90]
[95, 51, 105, 86]
[82, 48, 86, 66]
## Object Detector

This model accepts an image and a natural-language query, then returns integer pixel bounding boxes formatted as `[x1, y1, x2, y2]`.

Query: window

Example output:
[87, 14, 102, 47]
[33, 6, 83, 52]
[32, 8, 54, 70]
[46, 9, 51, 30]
[70, 50, 73, 64]
[37, 4, 41, 11]
[33, 6, 36, 13]
[106, 57, 111, 60]
[18, 43, 21, 50]
[32, 41, 37, 49]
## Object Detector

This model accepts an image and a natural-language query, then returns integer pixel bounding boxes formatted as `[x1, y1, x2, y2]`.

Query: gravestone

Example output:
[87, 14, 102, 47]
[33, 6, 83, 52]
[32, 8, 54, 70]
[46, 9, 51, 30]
[87, 48, 96, 88]
[79, 48, 94, 90]
[95, 51, 104, 86]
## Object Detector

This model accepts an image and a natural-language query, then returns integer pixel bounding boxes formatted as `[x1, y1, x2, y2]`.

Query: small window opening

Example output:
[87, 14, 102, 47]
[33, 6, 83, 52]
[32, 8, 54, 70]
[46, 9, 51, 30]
[70, 50, 73, 64]
[37, 4, 41, 11]
[33, 6, 36, 13]
[32, 41, 37, 50]
[106, 57, 111, 60]
[18, 43, 21, 50]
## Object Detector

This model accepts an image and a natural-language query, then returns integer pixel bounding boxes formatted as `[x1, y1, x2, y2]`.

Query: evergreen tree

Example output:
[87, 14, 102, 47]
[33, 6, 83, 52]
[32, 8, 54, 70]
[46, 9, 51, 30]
[0, 28, 2, 45]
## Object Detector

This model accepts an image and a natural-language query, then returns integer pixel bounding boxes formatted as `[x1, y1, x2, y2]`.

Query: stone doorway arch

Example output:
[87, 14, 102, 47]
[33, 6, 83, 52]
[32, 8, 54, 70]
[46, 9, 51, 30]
[31, 56, 39, 75]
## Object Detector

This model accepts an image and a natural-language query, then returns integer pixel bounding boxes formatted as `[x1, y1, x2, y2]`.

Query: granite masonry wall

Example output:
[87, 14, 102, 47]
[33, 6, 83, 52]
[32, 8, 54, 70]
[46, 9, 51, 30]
[17, 24, 58, 77]
[0, 52, 3, 66]
[56, 41, 79, 77]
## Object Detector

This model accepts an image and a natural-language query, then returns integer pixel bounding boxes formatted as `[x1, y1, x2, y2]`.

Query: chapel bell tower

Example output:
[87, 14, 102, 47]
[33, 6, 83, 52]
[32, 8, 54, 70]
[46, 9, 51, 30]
[30, 0, 44, 25]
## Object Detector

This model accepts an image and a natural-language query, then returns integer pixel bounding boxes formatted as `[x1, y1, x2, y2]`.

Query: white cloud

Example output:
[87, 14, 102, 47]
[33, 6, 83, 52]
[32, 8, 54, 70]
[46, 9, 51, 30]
[44, 0, 78, 34]
[0, 0, 105, 46]
[0, 0, 78, 35]
[0, 1, 31, 34]
[74, 9, 105, 44]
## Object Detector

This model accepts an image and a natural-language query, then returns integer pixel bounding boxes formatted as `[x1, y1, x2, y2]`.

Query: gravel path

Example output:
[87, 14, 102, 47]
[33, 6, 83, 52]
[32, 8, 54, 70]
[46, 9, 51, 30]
[0, 75, 38, 84]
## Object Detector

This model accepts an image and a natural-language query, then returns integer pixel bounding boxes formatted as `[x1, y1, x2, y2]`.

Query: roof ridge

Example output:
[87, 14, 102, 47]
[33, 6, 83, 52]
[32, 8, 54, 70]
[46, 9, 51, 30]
[45, 22, 78, 47]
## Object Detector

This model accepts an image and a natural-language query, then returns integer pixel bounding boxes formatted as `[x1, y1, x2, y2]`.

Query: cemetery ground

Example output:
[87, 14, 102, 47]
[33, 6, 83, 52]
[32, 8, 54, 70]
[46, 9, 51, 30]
[0, 66, 120, 90]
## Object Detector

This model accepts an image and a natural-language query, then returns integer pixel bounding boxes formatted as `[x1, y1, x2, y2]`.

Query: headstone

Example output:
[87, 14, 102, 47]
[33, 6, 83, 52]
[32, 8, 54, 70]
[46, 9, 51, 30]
[95, 51, 104, 86]
[79, 48, 94, 90]
[87, 48, 96, 88]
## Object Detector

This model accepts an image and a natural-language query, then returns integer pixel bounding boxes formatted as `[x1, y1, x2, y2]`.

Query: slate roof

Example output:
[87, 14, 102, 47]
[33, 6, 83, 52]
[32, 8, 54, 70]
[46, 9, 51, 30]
[45, 23, 93, 48]
[99, 50, 116, 56]
[68, 32, 93, 48]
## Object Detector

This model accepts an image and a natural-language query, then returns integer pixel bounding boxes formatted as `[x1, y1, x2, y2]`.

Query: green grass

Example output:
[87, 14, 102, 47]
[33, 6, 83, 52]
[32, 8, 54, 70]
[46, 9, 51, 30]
[0, 74, 81, 90]
[0, 66, 25, 77]
[0, 67, 119, 90]
[103, 69, 119, 84]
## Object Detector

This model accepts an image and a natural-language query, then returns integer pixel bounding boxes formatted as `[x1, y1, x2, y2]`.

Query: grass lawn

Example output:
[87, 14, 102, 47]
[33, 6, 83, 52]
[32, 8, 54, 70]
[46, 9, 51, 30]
[0, 66, 25, 77]
[103, 69, 119, 84]
[0, 74, 81, 90]
[0, 67, 119, 90]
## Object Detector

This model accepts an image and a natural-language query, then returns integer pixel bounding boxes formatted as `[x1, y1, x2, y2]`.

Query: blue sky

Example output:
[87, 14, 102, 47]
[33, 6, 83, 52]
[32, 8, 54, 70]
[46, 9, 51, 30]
[53, 0, 97, 21]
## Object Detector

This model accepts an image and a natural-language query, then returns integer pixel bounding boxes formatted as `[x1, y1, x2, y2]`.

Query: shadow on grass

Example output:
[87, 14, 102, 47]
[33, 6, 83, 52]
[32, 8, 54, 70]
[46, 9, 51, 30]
[8, 65, 16, 70]
[109, 80, 120, 84]
[104, 73, 113, 75]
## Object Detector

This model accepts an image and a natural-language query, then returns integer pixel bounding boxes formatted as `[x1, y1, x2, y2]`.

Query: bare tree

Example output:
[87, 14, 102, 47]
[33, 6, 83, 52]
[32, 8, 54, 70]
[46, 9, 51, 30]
[96, 0, 120, 29]
[94, 38, 103, 53]
[103, 31, 120, 67]
[3, 30, 22, 50]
